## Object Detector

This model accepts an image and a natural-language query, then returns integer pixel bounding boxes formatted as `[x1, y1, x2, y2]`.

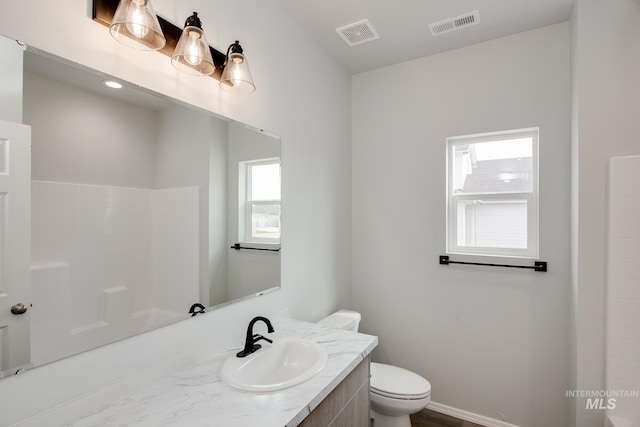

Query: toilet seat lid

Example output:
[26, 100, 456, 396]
[370, 362, 431, 399]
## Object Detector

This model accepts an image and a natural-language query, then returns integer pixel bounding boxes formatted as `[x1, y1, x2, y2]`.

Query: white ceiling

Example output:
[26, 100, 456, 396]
[272, 0, 575, 74]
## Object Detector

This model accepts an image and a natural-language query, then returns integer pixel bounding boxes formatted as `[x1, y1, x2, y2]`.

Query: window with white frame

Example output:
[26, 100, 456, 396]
[239, 158, 281, 243]
[446, 128, 539, 258]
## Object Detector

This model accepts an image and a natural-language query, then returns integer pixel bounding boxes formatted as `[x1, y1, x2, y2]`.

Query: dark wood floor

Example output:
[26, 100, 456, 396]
[410, 408, 485, 427]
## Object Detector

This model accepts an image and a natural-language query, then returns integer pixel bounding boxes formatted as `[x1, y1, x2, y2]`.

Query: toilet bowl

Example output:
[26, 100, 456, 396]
[318, 310, 431, 427]
[370, 362, 431, 427]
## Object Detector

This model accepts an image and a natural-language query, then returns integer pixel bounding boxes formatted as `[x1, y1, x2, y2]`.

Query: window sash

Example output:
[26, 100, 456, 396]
[448, 193, 538, 257]
[246, 200, 281, 242]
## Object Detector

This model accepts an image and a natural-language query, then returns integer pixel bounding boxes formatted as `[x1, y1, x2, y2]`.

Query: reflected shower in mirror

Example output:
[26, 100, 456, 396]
[0, 38, 280, 377]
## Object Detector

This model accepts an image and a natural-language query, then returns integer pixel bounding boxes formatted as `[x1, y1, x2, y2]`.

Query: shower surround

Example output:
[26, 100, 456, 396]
[607, 155, 640, 426]
[30, 180, 199, 366]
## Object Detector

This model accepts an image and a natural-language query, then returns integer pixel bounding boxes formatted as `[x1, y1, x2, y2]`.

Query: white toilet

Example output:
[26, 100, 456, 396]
[318, 310, 431, 427]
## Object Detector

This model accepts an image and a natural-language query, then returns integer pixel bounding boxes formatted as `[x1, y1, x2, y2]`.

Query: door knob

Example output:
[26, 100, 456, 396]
[10, 303, 27, 315]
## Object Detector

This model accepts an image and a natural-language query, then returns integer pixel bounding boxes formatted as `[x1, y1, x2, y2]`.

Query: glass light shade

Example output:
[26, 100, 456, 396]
[171, 13, 215, 76]
[109, 0, 166, 51]
[220, 48, 256, 93]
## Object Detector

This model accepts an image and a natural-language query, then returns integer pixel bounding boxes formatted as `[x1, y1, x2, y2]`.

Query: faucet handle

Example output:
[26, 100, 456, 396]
[252, 334, 273, 345]
[235, 334, 273, 357]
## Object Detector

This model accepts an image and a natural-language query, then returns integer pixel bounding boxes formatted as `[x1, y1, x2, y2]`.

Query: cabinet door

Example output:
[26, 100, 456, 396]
[328, 379, 370, 427]
[300, 356, 370, 427]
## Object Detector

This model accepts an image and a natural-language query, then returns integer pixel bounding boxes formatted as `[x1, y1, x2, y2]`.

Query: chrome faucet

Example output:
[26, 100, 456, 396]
[236, 316, 275, 358]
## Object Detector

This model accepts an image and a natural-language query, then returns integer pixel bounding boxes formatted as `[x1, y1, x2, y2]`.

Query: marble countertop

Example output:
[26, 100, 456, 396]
[65, 318, 378, 427]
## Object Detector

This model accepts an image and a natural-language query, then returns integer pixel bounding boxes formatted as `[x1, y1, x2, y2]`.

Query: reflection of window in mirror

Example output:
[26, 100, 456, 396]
[239, 158, 281, 243]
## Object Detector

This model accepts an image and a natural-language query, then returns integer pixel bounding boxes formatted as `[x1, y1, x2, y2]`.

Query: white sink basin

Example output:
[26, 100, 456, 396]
[220, 338, 328, 392]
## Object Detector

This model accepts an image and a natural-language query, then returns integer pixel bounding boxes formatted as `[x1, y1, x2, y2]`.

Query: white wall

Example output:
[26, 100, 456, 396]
[0, 36, 23, 123]
[569, 6, 579, 427]
[208, 119, 229, 307]
[352, 23, 571, 427]
[0, 0, 351, 423]
[154, 105, 225, 306]
[571, 1, 640, 426]
[607, 155, 640, 426]
[24, 71, 159, 188]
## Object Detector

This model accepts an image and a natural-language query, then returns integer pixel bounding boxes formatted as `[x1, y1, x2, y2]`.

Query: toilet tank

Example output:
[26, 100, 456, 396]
[317, 310, 361, 332]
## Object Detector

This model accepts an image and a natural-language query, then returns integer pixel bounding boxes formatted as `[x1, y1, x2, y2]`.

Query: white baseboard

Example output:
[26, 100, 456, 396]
[427, 401, 521, 427]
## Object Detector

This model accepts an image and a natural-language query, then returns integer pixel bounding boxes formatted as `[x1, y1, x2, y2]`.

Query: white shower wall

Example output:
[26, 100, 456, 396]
[607, 155, 640, 426]
[30, 181, 198, 366]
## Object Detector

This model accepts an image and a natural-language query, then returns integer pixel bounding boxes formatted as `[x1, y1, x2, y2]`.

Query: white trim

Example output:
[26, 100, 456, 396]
[447, 126, 539, 145]
[427, 401, 522, 427]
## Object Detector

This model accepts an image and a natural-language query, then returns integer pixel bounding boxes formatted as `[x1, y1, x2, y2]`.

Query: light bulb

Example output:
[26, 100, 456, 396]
[125, 0, 150, 38]
[230, 54, 244, 84]
[232, 69, 243, 85]
[185, 30, 203, 66]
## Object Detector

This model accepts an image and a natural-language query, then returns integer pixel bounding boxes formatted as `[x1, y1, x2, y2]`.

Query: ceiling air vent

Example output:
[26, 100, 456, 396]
[336, 19, 380, 47]
[429, 10, 480, 36]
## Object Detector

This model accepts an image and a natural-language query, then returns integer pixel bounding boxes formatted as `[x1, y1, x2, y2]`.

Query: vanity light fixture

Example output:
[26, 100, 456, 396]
[92, 0, 256, 91]
[109, 0, 166, 50]
[220, 41, 256, 93]
[171, 12, 215, 76]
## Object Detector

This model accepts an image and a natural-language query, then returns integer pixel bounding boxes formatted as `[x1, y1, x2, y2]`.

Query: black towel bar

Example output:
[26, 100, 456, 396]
[439, 255, 547, 272]
[231, 243, 281, 252]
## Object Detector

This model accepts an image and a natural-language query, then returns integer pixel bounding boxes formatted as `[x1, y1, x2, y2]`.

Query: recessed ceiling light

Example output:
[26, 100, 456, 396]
[103, 80, 123, 89]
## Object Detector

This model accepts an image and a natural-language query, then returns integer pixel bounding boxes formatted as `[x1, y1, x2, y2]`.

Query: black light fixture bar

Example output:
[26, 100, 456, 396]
[92, 0, 226, 80]
[439, 255, 547, 272]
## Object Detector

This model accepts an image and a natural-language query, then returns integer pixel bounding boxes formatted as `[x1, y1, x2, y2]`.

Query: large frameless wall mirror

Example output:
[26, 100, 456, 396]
[0, 33, 281, 378]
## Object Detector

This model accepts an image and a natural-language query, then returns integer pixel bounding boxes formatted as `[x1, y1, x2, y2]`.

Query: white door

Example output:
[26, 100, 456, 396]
[0, 119, 31, 377]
